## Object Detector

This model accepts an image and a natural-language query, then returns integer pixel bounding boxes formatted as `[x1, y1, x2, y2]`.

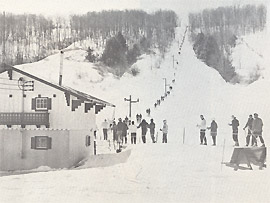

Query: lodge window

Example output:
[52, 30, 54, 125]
[32, 97, 52, 111]
[31, 136, 52, 150]
[86, 135, 91, 147]
[36, 98, 48, 110]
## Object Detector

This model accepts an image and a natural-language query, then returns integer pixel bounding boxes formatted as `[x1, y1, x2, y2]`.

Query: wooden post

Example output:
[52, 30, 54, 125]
[94, 140, 97, 155]
[124, 95, 139, 119]
[221, 138, 226, 171]
[2, 11, 5, 64]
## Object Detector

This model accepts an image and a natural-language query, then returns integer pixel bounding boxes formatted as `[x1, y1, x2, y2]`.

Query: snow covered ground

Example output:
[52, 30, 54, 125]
[2, 14, 270, 203]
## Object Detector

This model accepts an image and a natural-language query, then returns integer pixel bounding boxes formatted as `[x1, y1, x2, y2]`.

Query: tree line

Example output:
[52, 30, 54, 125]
[0, 9, 177, 67]
[188, 4, 267, 83]
[189, 4, 266, 34]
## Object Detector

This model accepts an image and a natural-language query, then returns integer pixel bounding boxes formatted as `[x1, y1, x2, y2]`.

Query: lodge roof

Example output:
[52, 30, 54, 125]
[0, 64, 115, 107]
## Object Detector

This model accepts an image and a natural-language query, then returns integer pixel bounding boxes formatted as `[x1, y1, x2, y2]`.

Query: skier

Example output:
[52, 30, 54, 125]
[129, 121, 137, 144]
[138, 119, 149, 143]
[139, 114, 142, 122]
[124, 116, 129, 123]
[252, 113, 265, 147]
[146, 108, 151, 116]
[243, 114, 255, 147]
[148, 118, 156, 143]
[122, 120, 128, 144]
[197, 115, 207, 145]
[229, 115, 240, 146]
[111, 121, 117, 143]
[207, 118, 218, 146]
[160, 119, 168, 143]
[136, 114, 139, 122]
[116, 118, 125, 151]
[101, 119, 109, 140]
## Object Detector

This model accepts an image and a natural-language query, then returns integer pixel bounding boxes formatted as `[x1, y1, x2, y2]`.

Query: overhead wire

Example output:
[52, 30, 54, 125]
[0, 82, 18, 86]
[0, 77, 18, 81]
[0, 87, 20, 91]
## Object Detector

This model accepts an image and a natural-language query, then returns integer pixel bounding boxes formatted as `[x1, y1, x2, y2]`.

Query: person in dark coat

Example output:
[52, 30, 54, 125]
[207, 118, 218, 146]
[243, 114, 255, 147]
[229, 115, 240, 146]
[138, 119, 149, 143]
[116, 118, 125, 149]
[252, 113, 264, 147]
[111, 121, 117, 142]
[148, 119, 156, 143]
[122, 120, 128, 144]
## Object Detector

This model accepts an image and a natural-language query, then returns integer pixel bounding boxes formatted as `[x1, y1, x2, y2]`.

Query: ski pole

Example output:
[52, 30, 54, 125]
[221, 138, 226, 171]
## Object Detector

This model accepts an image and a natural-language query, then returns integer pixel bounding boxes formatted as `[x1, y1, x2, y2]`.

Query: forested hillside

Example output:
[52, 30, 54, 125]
[0, 10, 177, 68]
[188, 4, 267, 83]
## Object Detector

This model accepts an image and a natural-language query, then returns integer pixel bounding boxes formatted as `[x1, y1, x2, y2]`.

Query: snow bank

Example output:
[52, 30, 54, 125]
[76, 149, 131, 169]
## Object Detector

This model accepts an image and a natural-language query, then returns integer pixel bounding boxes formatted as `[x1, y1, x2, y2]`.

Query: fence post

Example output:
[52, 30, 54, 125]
[221, 138, 226, 171]
[94, 140, 97, 155]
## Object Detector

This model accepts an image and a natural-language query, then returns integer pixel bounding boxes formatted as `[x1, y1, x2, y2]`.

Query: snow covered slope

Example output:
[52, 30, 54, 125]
[2, 22, 270, 202]
[231, 30, 270, 83]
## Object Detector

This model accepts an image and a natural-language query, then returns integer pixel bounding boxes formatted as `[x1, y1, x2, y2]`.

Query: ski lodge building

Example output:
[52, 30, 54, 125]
[0, 64, 115, 171]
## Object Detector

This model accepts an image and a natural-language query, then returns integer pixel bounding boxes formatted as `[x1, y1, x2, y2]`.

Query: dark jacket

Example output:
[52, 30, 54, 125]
[138, 120, 149, 135]
[122, 122, 128, 136]
[230, 118, 239, 133]
[252, 117, 263, 133]
[244, 118, 254, 130]
[117, 121, 126, 132]
[112, 123, 117, 140]
[210, 120, 218, 132]
[148, 122, 155, 135]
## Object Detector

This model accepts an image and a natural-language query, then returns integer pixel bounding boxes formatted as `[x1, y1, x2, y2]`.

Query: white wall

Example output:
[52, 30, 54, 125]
[0, 71, 96, 130]
[0, 129, 94, 171]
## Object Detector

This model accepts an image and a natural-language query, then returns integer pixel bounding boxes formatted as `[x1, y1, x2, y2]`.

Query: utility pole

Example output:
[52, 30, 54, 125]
[172, 55, 178, 70]
[124, 95, 139, 118]
[162, 78, 170, 96]
[59, 50, 64, 86]
[18, 77, 34, 159]
[2, 11, 6, 64]
[18, 77, 34, 116]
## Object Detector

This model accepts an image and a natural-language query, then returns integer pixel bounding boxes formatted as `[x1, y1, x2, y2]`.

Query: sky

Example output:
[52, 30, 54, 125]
[0, 0, 267, 17]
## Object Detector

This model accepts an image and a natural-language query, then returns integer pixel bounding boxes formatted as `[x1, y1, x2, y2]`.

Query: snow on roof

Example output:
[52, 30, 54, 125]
[0, 64, 115, 107]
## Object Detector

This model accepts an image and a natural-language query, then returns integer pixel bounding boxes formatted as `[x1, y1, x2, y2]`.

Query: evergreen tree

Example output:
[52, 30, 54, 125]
[101, 35, 128, 75]
[127, 44, 141, 65]
[139, 36, 151, 53]
[85, 47, 96, 62]
[116, 32, 128, 53]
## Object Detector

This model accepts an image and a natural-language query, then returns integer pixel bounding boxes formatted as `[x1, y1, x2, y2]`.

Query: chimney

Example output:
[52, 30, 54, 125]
[59, 50, 64, 86]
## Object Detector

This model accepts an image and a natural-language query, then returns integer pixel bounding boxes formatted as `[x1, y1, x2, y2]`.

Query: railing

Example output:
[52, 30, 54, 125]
[0, 112, 49, 126]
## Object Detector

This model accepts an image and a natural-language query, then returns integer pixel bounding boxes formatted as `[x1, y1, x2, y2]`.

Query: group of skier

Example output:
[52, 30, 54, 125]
[101, 116, 169, 151]
[197, 113, 265, 147]
[197, 115, 218, 146]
